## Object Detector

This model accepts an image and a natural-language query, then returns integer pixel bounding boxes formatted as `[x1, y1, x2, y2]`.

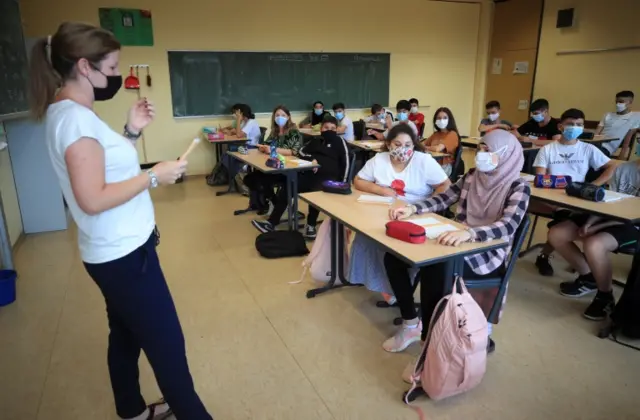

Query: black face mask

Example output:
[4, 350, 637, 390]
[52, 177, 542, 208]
[93, 75, 123, 101]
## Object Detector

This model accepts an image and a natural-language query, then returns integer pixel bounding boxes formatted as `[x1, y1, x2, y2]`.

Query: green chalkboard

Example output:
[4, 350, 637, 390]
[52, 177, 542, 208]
[0, 0, 29, 118]
[168, 51, 390, 117]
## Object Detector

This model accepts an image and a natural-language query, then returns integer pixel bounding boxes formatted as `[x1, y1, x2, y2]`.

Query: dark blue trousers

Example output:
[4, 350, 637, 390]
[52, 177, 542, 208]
[84, 233, 212, 420]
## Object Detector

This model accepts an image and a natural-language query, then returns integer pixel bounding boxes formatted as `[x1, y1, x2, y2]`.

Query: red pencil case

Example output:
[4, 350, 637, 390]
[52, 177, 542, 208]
[385, 221, 426, 244]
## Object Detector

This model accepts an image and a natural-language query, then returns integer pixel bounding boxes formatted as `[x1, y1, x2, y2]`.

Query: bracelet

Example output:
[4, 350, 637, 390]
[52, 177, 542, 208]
[123, 124, 142, 140]
[408, 204, 418, 215]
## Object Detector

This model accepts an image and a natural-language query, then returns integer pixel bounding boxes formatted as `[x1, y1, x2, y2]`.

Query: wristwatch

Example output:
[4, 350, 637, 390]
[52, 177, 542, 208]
[123, 124, 142, 140]
[146, 170, 158, 188]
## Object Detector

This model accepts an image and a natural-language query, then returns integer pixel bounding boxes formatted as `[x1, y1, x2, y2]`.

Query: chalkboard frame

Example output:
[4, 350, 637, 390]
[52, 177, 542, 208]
[167, 50, 391, 119]
[0, 0, 30, 120]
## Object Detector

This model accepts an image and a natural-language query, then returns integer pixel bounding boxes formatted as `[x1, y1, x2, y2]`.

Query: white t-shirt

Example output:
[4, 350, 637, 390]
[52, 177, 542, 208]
[238, 119, 262, 146]
[45, 100, 155, 264]
[598, 111, 640, 154]
[533, 140, 610, 183]
[383, 120, 418, 138]
[339, 115, 354, 141]
[364, 108, 394, 125]
[357, 151, 448, 203]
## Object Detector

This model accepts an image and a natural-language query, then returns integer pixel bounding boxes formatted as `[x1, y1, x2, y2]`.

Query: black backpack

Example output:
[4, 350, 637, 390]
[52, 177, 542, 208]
[206, 161, 229, 186]
[255, 231, 309, 259]
[599, 256, 640, 349]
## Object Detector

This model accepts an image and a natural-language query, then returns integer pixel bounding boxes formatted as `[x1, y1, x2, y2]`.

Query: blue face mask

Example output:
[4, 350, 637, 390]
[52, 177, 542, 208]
[314, 108, 324, 116]
[335, 111, 344, 120]
[532, 113, 545, 123]
[563, 126, 583, 141]
[275, 116, 288, 127]
[397, 112, 408, 122]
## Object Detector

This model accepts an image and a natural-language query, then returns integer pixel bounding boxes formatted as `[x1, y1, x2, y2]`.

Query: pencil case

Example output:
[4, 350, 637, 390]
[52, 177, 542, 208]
[321, 180, 352, 195]
[265, 157, 284, 169]
[385, 221, 426, 244]
[565, 182, 605, 202]
[534, 175, 572, 189]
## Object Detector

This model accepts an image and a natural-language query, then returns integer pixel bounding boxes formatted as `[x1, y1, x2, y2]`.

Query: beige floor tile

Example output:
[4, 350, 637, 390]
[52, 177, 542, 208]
[2, 178, 639, 420]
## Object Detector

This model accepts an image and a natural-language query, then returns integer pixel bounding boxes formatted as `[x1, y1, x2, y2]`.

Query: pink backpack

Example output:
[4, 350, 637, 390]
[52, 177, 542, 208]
[290, 219, 349, 284]
[406, 276, 488, 407]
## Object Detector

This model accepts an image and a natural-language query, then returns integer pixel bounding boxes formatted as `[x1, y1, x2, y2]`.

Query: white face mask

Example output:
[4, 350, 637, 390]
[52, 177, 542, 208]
[475, 145, 507, 173]
[616, 103, 627, 113]
[488, 112, 500, 122]
[410, 106, 418, 114]
[435, 118, 448, 130]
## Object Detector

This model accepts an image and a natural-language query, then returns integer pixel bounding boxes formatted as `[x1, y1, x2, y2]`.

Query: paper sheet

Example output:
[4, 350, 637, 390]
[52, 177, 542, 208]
[357, 194, 394, 204]
[424, 224, 459, 239]
[602, 191, 635, 203]
[409, 217, 441, 227]
[522, 174, 536, 182]
[289, 159, 313, 166]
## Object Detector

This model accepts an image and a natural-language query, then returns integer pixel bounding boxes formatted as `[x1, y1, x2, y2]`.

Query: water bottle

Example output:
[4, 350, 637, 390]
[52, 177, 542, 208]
[270, 142, 277, 159]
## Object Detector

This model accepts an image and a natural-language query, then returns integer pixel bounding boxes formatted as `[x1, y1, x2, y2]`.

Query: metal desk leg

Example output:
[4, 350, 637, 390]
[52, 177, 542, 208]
[285, 172, 295, 231]
[216, 148, 238, 197]
[306, 219, 361, 298]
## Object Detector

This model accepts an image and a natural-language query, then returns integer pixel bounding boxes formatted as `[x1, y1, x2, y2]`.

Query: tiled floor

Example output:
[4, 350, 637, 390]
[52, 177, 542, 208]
[1, 178, 639, 420]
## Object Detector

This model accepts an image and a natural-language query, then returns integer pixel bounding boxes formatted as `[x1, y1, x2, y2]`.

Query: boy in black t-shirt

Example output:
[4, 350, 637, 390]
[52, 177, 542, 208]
[516, 99, 562, 147]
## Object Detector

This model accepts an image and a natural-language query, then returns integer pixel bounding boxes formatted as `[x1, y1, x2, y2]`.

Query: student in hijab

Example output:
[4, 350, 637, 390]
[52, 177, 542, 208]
[299, 100, 331, 128]
[251, 116, 350, 238]
[384, 130, 530, 378]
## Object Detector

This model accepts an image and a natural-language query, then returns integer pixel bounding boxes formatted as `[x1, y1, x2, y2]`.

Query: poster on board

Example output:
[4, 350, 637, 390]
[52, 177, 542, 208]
[98, 8, 154, 46]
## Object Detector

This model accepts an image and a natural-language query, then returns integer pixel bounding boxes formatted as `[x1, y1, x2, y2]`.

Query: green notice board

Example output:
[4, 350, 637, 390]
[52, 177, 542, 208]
[99, 8, 154, 46]
[167, 51, 390, 117]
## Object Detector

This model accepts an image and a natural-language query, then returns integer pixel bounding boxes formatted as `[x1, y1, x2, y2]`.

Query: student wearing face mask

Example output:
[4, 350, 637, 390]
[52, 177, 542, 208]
[516, 99, 562, 147]
[408, 98, 425, 135]
[299, 100, 330, 128]
[595, 91, 640, 158]
[478, 100, 514, 136]
[332, 102, 355, 141]
[30, 22, 212, 420]
[369, 100, 419, 140]
[365, 103, 394, 127]
[251, 116, 350, 238]
[422, 107, 460, 176]
[244, 105, 304, 213]
[385, 130, 530, 377]
[531, 109, 616, 277]
[349, 124, 450, 306]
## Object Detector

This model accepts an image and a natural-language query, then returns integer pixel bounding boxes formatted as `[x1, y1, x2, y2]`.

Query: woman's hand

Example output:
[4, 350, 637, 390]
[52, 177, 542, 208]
[127, 98, 155, 134]
[258, 144, 270, 154]
[151, 160, 188, 185]
[437, 230, 472, 247]
[389, 206, 414, 220]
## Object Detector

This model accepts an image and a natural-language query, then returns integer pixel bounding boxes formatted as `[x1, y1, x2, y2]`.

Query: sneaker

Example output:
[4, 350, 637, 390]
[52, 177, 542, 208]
[535, 253, 554, 276]
[303, 225, 317, 240]
[251, 220, 274, 234]
[583, 292, 615, 321]
[382, 321, 422, 353]
[559, 274, 597, 298]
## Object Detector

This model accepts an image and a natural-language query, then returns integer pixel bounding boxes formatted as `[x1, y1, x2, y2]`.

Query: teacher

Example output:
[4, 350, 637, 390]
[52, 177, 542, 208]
[29, 22, 213, 420]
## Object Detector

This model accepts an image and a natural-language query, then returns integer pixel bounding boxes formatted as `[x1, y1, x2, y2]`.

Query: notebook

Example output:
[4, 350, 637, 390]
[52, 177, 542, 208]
[602, 190, 635, 203]
[408, 217, 441, 227]
[357, 195, 394, 204]
[424, 224, 459, 239]
[289, 159, 313, 166]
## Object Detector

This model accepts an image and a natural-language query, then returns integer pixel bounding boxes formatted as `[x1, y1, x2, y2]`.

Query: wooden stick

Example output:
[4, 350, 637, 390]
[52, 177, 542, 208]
[180, 138, 200, 161]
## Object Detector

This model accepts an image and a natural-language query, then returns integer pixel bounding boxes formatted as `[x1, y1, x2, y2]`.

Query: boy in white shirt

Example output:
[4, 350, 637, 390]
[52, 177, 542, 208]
[364, 103, 393, 126]
[596, 90, 640, 158]
[532, 108, 616, 276]
[332, 102, 355, 141]
[368, 100, 418, 140]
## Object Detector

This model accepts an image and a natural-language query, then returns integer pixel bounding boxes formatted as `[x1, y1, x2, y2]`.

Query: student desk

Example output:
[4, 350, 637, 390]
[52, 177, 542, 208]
[347, 140, 449, 160]
[299, 191, 508, 298]
[228, 150, 320, 230]
[365, 122, 385, 131]
[462, 136, 617, 149]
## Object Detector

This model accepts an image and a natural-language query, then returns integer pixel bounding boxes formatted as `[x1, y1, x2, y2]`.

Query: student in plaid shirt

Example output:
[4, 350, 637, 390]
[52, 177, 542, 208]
[380, 131, 530, 380]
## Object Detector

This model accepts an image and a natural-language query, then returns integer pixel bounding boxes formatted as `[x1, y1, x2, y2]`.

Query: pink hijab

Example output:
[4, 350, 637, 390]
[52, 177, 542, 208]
[466, 130, 524, 227]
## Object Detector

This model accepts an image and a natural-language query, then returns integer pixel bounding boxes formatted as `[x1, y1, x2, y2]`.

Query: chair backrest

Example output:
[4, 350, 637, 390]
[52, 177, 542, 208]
[578, 131, 594, 140]
[418, 123, 425, 139]
[259, 127, 267, 143]
[353, 119, 366, 140]
[504, 215, 531, 271]
[346, 151, 358, 183]
[450, 133, 465, 182]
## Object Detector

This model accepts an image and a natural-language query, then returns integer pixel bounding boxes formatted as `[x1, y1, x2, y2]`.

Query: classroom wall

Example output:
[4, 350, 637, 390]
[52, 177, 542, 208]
[0, 123, 23, 247]
[484, 0, 543, 126]
[534, 0, 640, 121]
[19, 0, 492, 175]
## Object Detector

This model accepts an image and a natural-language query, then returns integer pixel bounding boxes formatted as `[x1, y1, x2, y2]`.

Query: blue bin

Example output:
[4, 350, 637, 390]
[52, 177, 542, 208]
[0, 270, 17, 306]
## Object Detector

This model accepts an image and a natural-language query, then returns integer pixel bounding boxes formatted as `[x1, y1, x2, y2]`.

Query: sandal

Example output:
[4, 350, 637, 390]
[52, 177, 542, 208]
[146, 399, 174, 420]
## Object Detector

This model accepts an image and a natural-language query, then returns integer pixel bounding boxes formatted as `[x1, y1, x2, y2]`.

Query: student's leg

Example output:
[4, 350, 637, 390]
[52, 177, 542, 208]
[548, 220, 590, 275]
[306, 206, 320, 226]
[528, 202, 562, 275]
[265, 187, 289, 227]
[581, 227, 636, 320]
[382, 253, 421, 352]
[85, 236, 212, 420]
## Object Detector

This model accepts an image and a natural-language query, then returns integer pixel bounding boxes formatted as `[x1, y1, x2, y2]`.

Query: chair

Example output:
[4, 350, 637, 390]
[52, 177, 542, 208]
[353, 119, 366, 140]
[418, 123, 425, 139]
[383, 215, 531, 325]
[346, 150, 357, 183]
[449, 134, 464, 182]
[259, 127, 267, 143]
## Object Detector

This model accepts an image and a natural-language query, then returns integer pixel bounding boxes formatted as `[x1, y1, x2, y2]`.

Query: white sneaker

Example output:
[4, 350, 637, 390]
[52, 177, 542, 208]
[382, 321, 422, 353]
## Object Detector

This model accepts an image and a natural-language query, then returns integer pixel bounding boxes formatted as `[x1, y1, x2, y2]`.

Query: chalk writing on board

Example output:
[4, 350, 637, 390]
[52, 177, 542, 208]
[269, 54, 304, 62]
[352, 54, 381, 62]
[0, 0, 30, 117]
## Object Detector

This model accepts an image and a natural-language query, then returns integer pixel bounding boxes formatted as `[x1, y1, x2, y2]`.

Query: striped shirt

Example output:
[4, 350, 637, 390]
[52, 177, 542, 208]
[414, 170, 531, 275]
